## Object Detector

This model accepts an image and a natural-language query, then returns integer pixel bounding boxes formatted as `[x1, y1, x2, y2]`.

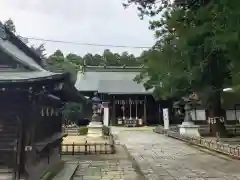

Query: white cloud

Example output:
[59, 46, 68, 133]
[0, 0, 155, 56]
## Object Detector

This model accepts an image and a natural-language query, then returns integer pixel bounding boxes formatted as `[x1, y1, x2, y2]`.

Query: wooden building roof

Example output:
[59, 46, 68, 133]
[0, 22, 44, 71]
[0, 22, 86, 103]
[75, 65, 153, 94]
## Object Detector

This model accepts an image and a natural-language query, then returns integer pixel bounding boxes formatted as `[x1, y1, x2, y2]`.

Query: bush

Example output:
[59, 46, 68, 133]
[79, 126, 88, 135]
[102, 125, 110, 136]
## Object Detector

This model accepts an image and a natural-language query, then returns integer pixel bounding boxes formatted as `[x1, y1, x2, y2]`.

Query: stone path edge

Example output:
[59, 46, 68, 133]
[154, 129, 240, 161]
[69, 164, 78, 180]
[52, 163, 78, 180]
[121, 144, 147, 180]
[40, 161, 64, 180]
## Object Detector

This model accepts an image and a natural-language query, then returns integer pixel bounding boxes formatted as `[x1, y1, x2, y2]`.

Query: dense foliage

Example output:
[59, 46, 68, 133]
[126, 0, 240, 136]
[62, 103, 83, 124]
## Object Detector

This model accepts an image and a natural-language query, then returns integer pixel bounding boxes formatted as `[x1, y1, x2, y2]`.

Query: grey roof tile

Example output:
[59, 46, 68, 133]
[75, 70, 151, 94]
[0, 71, 59, 82]
[0, 38, 45, 71]
[98, 80, 151, 94]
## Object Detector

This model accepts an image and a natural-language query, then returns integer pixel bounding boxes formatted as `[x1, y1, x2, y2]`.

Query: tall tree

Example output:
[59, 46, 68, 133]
[46, 50, 78, 82]
[46, 50, 65, 72]
[103, 49, 121, 66]
[66, 53, 83, 66]
[129, 0, 240, 137]
[62, 103, 83, 124]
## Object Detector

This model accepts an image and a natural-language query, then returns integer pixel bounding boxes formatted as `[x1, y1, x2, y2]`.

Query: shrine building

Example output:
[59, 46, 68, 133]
[0, 22, 85, 179]
[75, 65, 170, 126]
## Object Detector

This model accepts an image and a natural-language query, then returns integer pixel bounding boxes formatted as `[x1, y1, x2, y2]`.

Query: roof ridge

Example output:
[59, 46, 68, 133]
[0, 22, 44, 70]
[84, 65, 145, 69]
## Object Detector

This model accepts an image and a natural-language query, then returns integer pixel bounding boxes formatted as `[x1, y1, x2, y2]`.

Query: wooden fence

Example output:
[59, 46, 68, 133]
[61, 134, 116, 155]
[154, 126, 240, 159]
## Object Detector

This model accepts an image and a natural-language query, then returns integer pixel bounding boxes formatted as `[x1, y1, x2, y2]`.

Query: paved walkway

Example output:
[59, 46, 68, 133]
[113, 128, 240, 180]
[62, 144, 144, 180]
[71, 159, 139, 180]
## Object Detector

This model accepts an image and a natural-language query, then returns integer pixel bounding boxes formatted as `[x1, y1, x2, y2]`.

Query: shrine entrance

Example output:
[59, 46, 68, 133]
[110, 95, 160, 126]
[115, 99, 145, 125]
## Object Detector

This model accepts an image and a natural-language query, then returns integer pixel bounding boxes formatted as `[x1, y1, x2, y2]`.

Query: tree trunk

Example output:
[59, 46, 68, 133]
[207, 91, 228, 137]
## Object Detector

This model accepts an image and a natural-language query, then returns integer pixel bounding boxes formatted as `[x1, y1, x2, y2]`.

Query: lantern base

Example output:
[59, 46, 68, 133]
[178, 122, 200, 137]
[87, 121, 103, 138]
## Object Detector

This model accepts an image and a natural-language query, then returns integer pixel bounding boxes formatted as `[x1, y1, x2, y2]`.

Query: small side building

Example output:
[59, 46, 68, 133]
[0, 22, 85, 179]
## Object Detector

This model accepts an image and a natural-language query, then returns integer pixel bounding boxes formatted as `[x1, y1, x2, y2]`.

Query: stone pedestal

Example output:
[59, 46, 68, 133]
[87, 121, 103, 138]
[178, 121, 200, 137]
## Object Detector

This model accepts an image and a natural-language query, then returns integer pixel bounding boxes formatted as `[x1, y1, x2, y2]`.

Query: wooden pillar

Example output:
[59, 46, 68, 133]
[129, 98, 132, 119]
[122, 102, 125, 120]
[144, 96, 147, 125]
[135, 98, 138, 119]
[112, 96, 116, 125]
[17, 106, 24, 179]
[158, 103, 161, 124]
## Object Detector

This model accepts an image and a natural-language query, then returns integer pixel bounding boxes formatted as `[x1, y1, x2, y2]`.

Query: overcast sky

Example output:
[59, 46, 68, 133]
[0, 0, 155, 56]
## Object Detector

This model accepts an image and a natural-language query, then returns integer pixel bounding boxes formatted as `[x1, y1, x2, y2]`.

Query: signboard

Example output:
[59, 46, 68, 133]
[163, 108, 169, 130]
[102, 102, 109, 126]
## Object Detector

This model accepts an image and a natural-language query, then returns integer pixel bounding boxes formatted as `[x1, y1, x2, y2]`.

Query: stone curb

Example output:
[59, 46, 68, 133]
[122, 144, 147, 180]
[112, 132, 146, 179]
[154, 128, 240, 161]
[52, 163, 78, 180]
[188, 143, 235, 161]
[40, 161, 64, 180]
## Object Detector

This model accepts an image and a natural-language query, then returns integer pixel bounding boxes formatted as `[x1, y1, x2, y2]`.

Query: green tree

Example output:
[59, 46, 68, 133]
[46, 50, 78, 82]
[129, 0, 240, 137]
[83, 53, 98, 66]
[120, 52, 141, 66]
[66, 53, 83, 67]
[62, 102, 83, 124]
[46, 50, 65, 72]
[103, 49, 121, 66]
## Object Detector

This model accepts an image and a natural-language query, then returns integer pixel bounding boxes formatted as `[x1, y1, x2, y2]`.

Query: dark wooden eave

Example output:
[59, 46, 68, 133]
[35, 132, 67, 152]
[0, 71, 87, 103]
[53, 81, 88, 103]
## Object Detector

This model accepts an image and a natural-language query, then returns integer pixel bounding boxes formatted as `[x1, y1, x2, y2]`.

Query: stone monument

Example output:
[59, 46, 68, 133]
[87, 92, 103, 138]
[178, 96, 200, 137]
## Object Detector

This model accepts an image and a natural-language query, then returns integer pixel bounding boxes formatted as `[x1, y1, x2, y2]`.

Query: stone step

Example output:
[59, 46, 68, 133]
[67, 132, 79, 135]
[0, 174, 12, 180]
[0, 168, 12, 173]
[0, 168, 13, 180]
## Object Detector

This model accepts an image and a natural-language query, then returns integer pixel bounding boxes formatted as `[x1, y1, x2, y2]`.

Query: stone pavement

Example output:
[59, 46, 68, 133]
[62, 144, 144, 180]
[71, 160, 140, 180]
[114, 128, 240, 180]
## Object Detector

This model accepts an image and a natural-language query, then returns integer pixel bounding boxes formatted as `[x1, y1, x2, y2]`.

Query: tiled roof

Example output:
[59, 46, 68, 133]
[0, 37, 45, 71]
[98, 80, 151, 94]
[75, 67, 152, 94]
[0, 71, 62, 82]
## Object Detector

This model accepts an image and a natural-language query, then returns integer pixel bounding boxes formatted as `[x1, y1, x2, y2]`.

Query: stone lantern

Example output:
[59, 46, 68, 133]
[87, 92, 103, 138]
[178, 96, 200, 137]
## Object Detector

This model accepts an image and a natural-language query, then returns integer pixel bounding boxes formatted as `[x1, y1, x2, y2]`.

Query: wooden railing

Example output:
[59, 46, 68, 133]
[163, 124, 240, 136]
[61, 134, 116, 155]
[154, 126, 240, 159]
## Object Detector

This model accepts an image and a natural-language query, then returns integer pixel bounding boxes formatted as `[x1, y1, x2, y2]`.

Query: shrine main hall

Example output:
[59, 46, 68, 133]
[75, 65, 170, 126]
